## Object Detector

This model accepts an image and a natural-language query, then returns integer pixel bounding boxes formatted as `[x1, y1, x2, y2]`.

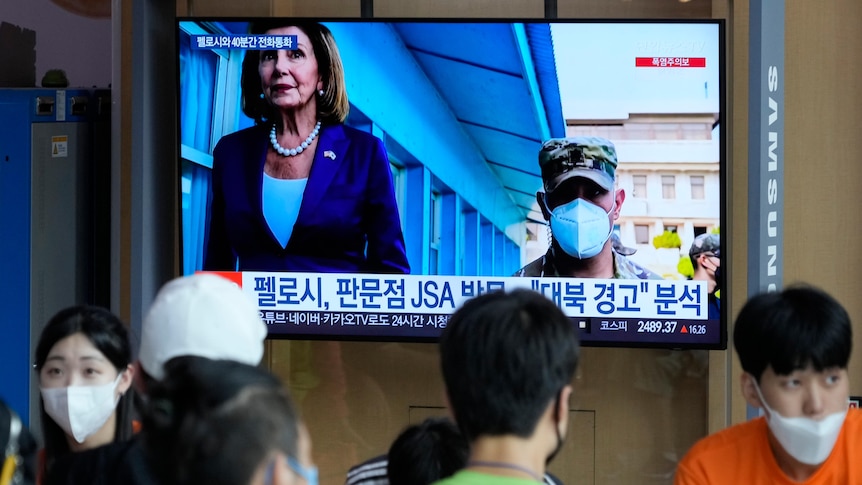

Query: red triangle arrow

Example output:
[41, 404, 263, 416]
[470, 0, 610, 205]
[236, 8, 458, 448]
[680, 325, 688, 333]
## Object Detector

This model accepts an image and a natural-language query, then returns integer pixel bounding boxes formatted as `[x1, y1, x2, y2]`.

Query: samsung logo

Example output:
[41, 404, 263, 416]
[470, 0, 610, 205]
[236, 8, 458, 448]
[765, 64, 780, 292]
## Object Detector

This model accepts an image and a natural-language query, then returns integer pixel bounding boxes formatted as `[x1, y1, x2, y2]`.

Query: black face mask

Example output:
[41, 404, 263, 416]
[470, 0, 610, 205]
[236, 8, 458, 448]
[545, 391, 565, 466]
[713, 266, 722, 292]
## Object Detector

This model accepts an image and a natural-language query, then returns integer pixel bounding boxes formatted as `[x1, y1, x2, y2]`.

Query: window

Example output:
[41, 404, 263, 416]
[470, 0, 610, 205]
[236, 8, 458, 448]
[634, 224, 650, 244]
[429, 191, 442, 275]
[690, 175, 705, 200]
[632, 174, 647, 198]
[661, 175, 676, 199]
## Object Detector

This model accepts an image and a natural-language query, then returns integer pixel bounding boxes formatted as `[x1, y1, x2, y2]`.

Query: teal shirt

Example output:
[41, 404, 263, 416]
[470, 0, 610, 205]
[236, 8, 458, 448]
[433, 470, 542, 485]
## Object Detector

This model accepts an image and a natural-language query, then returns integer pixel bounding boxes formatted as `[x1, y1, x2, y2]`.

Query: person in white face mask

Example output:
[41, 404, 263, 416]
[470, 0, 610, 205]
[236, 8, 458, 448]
[675, 284, 862, 484]
[514, 136, 662, 280]
[33, 306, 135, 482]
[44, 272, 269, 485]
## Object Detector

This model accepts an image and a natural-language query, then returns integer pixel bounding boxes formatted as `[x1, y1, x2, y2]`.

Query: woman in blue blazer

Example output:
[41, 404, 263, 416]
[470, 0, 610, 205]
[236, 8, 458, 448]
[204, 21, 410, 274]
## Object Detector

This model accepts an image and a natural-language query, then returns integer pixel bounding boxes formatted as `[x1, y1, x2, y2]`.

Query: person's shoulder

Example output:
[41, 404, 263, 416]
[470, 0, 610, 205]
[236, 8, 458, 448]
[335, 123, 385, 149]
[215, 124, 267, 149]
[843, 407, 862, 430]
[46, 437, 155, 485]
[679, 417, 766, 466]
[514, 252, 551, 277]
[543, 471, 564, 485]
[345, 454, 389, 485]
[613, 252, 664, 280]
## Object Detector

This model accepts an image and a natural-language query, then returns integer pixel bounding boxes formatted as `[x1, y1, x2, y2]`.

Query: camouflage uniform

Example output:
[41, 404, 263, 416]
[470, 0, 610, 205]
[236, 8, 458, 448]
[514, 247, 664, 279]
[516, 136, 663, 280]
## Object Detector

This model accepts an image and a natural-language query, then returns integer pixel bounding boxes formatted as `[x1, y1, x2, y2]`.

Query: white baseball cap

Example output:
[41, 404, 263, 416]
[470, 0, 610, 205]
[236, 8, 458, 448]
[138, 273, 267, 380]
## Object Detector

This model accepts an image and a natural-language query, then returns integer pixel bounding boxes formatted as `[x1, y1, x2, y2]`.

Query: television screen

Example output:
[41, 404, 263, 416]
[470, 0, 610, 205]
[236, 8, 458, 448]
[177, 18, 726, 348]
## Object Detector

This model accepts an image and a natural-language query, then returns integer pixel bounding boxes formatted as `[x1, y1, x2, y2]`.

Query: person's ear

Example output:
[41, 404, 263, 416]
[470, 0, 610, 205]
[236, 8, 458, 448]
[556, 385, 573, 437]
[117, 363, 135, 395]
[131, 361, 149, 395]
[250, 453, 287, 485]
[613, 188, 625, 219]
[699, 254, 717, 272]
[537, 192, 551, 221]
[740, 372, 764, 410]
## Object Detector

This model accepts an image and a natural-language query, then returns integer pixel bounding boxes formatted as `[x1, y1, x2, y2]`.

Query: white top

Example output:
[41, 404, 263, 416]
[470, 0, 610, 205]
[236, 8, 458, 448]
[262, 173, 308, 248]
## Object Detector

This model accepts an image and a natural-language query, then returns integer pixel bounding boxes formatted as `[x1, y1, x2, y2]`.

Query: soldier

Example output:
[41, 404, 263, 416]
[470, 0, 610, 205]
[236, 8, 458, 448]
[688, 233, 721, 320]
[515, 136, 661, 279]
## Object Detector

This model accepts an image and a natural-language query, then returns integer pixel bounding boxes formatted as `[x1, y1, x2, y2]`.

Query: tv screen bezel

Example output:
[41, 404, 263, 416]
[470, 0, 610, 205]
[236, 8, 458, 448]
[174, 16, 728, 350]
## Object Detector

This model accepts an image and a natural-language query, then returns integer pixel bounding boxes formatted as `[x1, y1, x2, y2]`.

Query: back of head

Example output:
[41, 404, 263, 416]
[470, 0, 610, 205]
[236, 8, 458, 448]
[386, 417, 467, 485]
[0, 400, 37, 485]
[734, 284, 852, 380]
[142, 357, 299, 485]
[439, 289, 580, 441]
[139, 273, 267, 381]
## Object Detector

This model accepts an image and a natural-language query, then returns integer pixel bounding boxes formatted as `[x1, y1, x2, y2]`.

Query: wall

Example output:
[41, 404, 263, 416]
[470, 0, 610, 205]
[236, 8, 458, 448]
[0, 0, 110, 87]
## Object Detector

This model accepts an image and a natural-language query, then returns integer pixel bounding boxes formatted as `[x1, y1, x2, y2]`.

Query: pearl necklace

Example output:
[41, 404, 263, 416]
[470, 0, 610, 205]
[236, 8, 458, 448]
[270, 121, 322, 157]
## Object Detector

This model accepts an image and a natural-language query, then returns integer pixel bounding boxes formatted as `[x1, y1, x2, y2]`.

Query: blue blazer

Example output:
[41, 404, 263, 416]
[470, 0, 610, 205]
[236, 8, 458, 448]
[203, 122, 410, 274]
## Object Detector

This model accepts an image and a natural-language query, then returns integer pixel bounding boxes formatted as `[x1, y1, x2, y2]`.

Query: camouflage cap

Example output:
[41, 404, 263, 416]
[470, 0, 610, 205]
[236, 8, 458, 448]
[538, 136, 618, 192]
[689, 233, 721, 257]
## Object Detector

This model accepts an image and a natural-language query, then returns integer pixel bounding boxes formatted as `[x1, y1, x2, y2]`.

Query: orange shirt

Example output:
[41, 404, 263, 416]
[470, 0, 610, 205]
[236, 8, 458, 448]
[674, 408, 862, 484]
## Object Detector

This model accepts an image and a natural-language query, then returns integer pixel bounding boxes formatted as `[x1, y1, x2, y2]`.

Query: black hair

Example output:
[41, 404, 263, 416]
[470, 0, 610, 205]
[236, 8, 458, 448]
[142, 356, 300, 485]
[386, 417, 468, 485]
[733, 284, 852, 381]
[240, 20, 349, 124]
[33, 305, 134, 472]
[439, 289, 580, 442]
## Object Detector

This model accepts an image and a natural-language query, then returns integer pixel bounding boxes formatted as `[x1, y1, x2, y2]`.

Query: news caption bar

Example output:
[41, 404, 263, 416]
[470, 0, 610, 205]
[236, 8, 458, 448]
[190, 34, 298, 50]
[207, 272, 717, 344]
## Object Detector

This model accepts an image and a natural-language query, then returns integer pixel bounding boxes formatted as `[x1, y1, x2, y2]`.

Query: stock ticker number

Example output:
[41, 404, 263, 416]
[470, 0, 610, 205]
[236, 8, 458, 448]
[637, 320, 677, 333]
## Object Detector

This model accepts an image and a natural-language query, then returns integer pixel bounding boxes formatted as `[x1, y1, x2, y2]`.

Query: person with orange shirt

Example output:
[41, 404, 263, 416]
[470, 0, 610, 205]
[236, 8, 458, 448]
[674, 284, 862, 484]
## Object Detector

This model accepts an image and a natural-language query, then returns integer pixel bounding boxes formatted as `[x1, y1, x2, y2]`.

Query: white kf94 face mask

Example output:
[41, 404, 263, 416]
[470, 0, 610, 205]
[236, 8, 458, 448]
[40, 374, 123, 443]
[549, 197, 615, 259]
[753, 380, 847, 465]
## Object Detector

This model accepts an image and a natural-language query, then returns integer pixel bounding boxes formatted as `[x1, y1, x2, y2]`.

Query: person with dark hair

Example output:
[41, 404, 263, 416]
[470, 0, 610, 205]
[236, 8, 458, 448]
[45, 273, 269, 485]
[385, 417, 467, 485]
[344, 416, 563, 485]
[515, 137, 661, 279]
[1, 399, 38, 485]
[203, 20, 409, 274]
[33, 305, 135, 482]
[674, 284, 862, 484]
[143, 356, 315, 485]
[434, 289, 579, 484]
[688, 233, 721, 320]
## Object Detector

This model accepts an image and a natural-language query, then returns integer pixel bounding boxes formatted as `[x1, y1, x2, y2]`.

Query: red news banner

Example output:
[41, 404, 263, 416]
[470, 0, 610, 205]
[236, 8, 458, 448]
[635, 57, 707, 68]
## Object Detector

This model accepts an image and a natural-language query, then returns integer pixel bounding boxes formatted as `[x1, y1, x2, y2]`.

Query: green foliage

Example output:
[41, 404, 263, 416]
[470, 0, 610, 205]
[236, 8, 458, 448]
[652, 230, 682, 249]
[678, 255, 694, 278]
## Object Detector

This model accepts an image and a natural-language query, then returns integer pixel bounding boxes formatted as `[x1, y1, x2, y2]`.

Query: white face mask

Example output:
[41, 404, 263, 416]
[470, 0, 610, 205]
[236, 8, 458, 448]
[549, 197, 615, 259]
[40, 373, 123, 443]
[753, 380, 847, 465]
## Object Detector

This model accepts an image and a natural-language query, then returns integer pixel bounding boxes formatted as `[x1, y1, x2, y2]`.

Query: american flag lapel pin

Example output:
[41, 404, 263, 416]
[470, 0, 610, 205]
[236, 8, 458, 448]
[324, 150, 337, 160]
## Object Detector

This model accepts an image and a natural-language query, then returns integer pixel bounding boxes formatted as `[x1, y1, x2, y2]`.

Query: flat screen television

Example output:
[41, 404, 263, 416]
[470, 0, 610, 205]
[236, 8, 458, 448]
[176, 17, 726, 348]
